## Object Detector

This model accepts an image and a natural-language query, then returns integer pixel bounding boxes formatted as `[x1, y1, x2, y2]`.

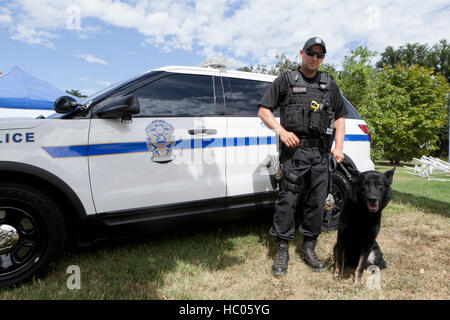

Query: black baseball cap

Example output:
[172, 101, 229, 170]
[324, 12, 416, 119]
[303, 37, 326, 53]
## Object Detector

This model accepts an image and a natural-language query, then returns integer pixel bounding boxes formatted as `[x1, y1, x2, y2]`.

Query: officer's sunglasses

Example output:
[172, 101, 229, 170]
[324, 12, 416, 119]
[305, 48, 326, 59]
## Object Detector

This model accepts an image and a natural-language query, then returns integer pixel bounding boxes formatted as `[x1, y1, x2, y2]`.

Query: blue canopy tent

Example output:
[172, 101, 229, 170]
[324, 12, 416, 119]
[0, 66, 76, 111]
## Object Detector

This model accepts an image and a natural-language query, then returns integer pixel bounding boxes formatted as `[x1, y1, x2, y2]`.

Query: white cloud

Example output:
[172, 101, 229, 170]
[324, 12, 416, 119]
[76, 53, 108, 65]
[4, 0, 450, 68]
[75, 25, 104, 39]
[0, 8, 12, 25]
[10, 24, 56, 48]
[95, 79, 112, 86]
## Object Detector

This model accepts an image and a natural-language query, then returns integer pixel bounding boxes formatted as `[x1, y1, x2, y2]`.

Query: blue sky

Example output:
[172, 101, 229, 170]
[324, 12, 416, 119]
[0, 0, 449, 97]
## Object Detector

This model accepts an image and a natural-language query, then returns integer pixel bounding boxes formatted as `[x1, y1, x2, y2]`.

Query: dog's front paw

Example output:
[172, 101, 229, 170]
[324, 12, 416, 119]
[333, 276, 342, 282]
[333, 271, 342, 281]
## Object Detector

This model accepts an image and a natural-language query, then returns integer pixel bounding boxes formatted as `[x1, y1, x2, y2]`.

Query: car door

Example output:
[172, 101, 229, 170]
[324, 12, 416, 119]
[88, 71, 227, 214]
[221, 75, 278, 196]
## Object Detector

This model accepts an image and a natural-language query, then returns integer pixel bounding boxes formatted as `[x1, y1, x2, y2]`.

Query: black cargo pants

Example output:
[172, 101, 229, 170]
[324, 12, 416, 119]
[269, 146, 330, 240]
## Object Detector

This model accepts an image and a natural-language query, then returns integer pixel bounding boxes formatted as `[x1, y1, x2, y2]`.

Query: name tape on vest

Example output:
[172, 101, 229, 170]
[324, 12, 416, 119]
[292, 86, 307, 94]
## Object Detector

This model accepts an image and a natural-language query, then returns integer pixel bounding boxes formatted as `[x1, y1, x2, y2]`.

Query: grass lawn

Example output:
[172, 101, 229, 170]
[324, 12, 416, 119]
[1, 164, 449, 299]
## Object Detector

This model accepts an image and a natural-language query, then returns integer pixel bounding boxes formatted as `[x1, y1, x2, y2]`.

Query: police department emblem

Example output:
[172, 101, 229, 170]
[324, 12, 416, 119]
[145, 120, 176, 163]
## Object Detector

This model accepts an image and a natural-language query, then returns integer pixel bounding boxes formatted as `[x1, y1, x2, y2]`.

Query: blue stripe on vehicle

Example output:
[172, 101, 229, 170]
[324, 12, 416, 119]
[345, 134, 370, 141]
[90, 142, 148, 155]
[42, 134, 369, 158]
[42, 145, 90, 158]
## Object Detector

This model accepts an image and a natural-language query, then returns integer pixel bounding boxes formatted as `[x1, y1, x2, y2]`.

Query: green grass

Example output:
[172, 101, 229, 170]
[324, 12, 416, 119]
[387, 166, 450, 218]
[1, 163, 449, 299]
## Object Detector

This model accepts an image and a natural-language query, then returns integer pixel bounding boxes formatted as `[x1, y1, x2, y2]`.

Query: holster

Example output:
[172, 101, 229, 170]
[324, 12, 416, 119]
[279, 162, 303, 193]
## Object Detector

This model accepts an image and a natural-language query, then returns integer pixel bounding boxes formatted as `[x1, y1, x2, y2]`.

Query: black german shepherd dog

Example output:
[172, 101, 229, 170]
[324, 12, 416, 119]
[333, 167, 395, 285]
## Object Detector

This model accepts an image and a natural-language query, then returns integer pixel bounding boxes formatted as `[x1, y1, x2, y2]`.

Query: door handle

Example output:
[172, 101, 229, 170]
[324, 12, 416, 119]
[188, 128, 217, 135]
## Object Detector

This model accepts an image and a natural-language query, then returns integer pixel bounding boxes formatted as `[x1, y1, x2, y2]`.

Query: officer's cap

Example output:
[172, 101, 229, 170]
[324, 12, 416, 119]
[303, 37, 326, 53]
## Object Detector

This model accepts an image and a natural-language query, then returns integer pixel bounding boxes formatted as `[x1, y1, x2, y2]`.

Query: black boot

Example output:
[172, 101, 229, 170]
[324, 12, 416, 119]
[272, 238, 289, 276]
[301, 236, 326, 272]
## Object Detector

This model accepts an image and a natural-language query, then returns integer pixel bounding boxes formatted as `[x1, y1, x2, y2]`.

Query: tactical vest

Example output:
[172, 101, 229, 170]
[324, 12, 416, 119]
[280, 70, 335, 152]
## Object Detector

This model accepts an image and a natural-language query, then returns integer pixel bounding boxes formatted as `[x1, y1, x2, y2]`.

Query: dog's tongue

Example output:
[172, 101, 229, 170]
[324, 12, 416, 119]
[368, 202, 379, 212]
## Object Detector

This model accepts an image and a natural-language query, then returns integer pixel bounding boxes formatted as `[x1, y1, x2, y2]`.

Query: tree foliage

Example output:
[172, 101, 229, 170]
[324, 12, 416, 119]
[338, 45, 449, 163]
[377, 39, 450, 82]
[66, 89, 87, 98]
[365, 65, 449, 164]
[237, 54, 300, 76]
[335, 46, 377, 111]
[237, 54, 338, 79]
[376, 39, 450, 158]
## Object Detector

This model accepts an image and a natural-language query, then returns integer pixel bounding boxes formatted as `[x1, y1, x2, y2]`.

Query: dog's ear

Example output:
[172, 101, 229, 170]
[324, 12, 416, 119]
[347, 166, 361, 181]
[384, 167, 395, 185]
[348, 185, 358, 203]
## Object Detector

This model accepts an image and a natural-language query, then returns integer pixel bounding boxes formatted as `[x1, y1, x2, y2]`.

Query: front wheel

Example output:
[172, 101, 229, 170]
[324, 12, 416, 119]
[321, 171, 350, 232]
[0, 184, 66, 288]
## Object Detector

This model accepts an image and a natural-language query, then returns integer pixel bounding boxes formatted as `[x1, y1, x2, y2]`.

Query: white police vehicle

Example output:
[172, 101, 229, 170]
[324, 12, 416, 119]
[0, 65, 373, 287]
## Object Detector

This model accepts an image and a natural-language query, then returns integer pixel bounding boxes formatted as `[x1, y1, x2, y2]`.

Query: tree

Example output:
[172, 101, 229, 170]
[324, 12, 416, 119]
[377, 39, 449, 82]
[367, 65, 449, 164]
[237, 54, 339, 80]
[430, 39, 450, 82]
[358, 68, 411, 162]
[237, 54, 300, 76]
[377, 43, 430, 69]
[271, 54, 300, 75]
[336, 46, 377, 111]
[376, 40, 450, 158]
[237, 64, 271, 75]
[429, 40, 450, 157]
[319, 63, 338, 81]
[66, 89, 87, 98]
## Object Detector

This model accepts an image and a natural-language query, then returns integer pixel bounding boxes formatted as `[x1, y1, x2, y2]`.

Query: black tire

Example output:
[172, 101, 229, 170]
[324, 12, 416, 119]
[0, 183, 66, 288]
[321, 171, 350, 232]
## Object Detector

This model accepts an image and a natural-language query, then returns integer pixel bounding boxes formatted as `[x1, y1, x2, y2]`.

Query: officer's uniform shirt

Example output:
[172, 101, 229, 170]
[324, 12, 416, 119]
[258, 69, 348, 121]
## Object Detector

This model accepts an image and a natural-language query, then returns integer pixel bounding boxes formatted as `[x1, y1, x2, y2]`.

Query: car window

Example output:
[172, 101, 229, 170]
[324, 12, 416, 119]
[214, 76, 225, 115]
[223, 77, 276, 117]
[131, 74, 217, 117]
[342, 96, 362, 120]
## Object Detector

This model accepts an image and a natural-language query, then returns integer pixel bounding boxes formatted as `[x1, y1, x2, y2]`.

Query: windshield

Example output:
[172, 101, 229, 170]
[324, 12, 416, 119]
[79, 78, 130, 104]
[43, 79, 129, 119]
[342, 96, 361, 120]
[45, 70, 159, 119]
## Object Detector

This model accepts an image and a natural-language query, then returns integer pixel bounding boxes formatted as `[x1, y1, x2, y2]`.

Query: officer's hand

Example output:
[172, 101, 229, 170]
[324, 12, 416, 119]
[279, 129, 300, 148]
[332, 147, 344, 163]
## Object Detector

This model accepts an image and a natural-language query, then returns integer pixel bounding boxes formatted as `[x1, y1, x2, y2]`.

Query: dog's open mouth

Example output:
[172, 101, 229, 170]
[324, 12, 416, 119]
[367, 200, 379, 212]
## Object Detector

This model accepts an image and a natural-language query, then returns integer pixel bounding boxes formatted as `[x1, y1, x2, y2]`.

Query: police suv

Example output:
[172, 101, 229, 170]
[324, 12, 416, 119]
[0, 65, 373, 287]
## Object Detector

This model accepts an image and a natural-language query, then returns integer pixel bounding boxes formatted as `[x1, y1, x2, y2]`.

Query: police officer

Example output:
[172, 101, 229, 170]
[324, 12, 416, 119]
[258, 37, 347, 276]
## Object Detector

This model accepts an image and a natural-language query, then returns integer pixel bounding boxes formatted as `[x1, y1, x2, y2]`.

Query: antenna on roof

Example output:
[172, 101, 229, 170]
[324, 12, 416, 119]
[198, 57, 228, 69]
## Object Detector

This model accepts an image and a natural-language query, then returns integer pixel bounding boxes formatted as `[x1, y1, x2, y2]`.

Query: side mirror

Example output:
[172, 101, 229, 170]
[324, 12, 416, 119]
[95, 95, 140, 121]
[54, 96, 78, 113]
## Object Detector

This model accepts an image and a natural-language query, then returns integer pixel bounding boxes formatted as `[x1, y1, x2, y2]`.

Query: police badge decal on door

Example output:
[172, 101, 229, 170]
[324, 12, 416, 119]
[145, 120, 176, 163]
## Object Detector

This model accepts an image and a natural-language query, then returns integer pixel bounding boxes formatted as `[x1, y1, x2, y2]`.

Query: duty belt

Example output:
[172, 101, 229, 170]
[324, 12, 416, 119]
[298, 138, 321, 147]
